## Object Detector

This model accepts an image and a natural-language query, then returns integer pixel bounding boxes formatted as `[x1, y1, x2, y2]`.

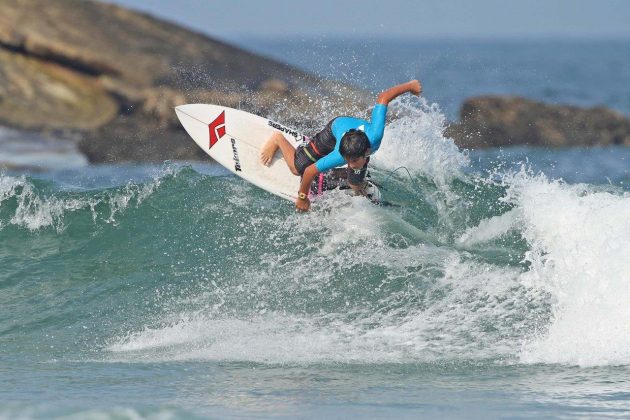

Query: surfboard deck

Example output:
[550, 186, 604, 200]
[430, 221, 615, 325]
[174, 104, 381, 203]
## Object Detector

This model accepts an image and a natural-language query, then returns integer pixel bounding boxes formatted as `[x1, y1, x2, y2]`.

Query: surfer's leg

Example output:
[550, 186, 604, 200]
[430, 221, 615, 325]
[260, 132, 299, 175]
[275, 136, 299, 175]
[260, 132, 282, 166]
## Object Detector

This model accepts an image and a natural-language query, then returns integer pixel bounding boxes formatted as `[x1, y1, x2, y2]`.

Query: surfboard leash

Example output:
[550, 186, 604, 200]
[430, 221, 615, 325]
[379, 166, 419, 192]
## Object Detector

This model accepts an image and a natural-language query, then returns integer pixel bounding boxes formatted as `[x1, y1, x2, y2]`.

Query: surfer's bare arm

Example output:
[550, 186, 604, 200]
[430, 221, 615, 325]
[296, 164, 319, 212]
[377, 80, 422, 105]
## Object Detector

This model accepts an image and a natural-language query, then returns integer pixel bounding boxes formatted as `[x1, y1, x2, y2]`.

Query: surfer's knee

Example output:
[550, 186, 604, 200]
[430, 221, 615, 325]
[271, 131, 286, 143]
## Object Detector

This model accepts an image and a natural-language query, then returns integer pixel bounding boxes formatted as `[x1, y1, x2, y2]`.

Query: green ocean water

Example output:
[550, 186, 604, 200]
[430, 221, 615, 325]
[2, 32, 630, 418]
[2, 104, 630, 419]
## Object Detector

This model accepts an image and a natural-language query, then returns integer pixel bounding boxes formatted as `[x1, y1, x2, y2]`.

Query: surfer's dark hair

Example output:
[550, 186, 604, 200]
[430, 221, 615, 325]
[340, 129, 370, 159]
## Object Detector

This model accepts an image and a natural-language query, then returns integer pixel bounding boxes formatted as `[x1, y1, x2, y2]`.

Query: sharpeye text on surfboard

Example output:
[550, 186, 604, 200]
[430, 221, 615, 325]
[267, 120, 299, 138]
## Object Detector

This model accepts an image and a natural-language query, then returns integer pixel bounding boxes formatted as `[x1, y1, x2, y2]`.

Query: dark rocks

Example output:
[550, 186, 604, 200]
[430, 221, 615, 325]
[0, 0, 371, 162]
[1, 0, 627, 163]
[447, 96, 630, 148]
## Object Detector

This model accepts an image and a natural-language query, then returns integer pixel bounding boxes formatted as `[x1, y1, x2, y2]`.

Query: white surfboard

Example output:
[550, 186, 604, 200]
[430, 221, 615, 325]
[174, 104, 382, 203]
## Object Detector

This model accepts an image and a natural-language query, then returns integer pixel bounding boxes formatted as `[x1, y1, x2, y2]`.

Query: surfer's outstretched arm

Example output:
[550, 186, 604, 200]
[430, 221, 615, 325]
[377, 80, 422, 105]
[295, 164, 319, 212]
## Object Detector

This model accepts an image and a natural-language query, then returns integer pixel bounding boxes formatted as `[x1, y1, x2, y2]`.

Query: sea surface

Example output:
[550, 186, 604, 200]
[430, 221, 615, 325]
[239, 37, 630, 120]
[1, 39, 630, 419]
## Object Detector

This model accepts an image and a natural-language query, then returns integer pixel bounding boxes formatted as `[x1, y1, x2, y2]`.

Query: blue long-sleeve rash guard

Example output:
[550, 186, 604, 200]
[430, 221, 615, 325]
[314, 104, 388, 172]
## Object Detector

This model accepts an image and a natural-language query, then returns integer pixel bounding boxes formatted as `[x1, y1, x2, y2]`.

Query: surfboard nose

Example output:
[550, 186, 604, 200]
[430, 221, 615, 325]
[174, 104, 209, 123]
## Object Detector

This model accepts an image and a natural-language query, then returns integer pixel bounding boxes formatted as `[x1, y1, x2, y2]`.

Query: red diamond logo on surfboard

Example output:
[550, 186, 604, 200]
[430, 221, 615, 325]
[208, 111, 226, 148]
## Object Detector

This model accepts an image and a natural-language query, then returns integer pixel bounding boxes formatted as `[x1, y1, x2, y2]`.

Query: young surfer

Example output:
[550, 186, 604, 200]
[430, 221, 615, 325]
[259, 79, 421, 211]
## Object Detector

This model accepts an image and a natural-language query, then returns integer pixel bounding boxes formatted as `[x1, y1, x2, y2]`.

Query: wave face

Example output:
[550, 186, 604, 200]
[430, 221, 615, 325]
[1, 99, 629, 370]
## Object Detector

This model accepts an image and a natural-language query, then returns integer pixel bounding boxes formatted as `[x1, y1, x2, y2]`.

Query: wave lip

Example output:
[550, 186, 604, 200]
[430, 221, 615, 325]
[374, 97, 469, 185]
[507, 171, 630, 366]
[0, 166, 173, 231]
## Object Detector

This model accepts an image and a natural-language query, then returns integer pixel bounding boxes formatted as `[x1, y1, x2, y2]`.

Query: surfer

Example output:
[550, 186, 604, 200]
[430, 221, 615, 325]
[259, 79, 422, 211]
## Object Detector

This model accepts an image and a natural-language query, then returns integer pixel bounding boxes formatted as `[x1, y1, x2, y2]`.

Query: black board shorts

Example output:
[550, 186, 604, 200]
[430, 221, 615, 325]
[294, 137, 370, 185]
[293, 120, 337, 176]
[294, 145, 313, 176]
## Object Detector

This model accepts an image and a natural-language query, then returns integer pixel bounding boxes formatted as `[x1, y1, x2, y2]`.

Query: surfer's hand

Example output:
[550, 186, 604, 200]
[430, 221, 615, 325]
[409, 80, 422, 96]
[378, 80, 422, 105]
[295, 196, 310, 212]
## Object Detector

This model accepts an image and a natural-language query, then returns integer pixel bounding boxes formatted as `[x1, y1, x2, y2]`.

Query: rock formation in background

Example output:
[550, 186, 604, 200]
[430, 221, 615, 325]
[447, 96, 630, 148]
[1, 1, 628, 164]
[0, 0, 371, 162]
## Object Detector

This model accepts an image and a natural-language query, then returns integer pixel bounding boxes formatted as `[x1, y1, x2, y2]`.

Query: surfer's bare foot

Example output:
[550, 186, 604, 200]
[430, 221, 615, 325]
[260, 134, 279, 166]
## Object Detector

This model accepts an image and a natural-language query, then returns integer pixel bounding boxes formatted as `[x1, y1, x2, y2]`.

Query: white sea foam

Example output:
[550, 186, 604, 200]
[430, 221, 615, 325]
[456, 209, 520, 247]
[306, 190, 385, 253]
[373, 96, 469, 185]
[108, 219, 537, 365]
[0, 173, 26, 209]
[106, 103, 545, 366]
[500, 170, 630, 366]
[369, 97, 472, 237]
[0, 167, 171, 231]
[96, 102, 628, 368]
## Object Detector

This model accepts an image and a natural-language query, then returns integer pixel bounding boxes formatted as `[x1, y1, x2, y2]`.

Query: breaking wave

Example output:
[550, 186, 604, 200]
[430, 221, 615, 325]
[1, 98, 628, 369]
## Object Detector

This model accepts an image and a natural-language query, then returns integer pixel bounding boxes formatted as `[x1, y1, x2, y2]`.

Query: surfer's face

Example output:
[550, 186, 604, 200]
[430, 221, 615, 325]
[346, 156, 368, 170]
[344, 148, 370, 170]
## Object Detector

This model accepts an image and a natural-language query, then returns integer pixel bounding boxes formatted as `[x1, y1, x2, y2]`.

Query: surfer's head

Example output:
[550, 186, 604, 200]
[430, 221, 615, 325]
[340, 129, 370, 169]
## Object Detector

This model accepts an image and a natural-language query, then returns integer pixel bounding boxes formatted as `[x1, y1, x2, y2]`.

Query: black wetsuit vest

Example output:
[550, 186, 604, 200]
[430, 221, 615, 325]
[302, 118, 337, 162]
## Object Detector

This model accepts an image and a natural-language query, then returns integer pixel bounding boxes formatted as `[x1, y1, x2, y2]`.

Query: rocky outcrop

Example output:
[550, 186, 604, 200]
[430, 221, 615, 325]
[447, 96, 630, 148]
[0, 0, 371, 162]
[2, 1, 627, 162]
